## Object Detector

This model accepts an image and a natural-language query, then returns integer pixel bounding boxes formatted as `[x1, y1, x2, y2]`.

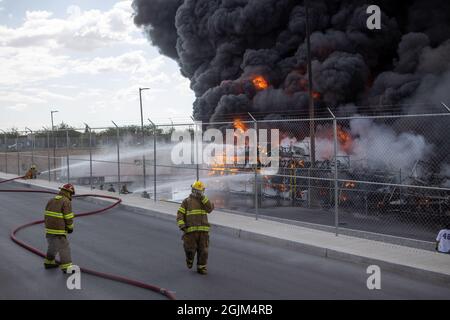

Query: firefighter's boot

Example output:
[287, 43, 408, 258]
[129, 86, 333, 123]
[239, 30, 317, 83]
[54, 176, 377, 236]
[44, 258, 58, 269]
[186, 259, 193, 269]
[197, 265, 207, 275]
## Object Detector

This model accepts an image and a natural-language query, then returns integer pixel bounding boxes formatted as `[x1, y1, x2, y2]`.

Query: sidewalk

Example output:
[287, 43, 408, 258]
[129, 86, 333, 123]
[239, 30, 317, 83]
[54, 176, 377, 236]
[2, 172, 450, 285]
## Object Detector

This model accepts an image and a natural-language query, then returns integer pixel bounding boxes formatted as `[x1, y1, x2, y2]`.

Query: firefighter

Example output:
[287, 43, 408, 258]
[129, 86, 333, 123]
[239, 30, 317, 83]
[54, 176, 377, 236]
[120, 184, 131, 194]
[177, 180, 214, 275]
[25, 165, 38, 179]
[43, 183, 75, 273]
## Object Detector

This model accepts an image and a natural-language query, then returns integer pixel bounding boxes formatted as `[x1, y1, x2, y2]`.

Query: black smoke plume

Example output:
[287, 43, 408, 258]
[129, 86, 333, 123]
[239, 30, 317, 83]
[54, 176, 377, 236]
[132, 0, 450, 171]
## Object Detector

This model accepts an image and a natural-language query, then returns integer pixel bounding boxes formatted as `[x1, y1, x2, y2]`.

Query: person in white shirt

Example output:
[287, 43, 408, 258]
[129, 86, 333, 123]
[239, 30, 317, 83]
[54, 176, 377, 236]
[436, 224, 450, 254]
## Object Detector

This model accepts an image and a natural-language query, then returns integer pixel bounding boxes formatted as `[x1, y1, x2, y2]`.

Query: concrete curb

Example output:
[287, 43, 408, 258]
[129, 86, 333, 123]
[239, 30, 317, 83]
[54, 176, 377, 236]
[80, 195, 450, 286]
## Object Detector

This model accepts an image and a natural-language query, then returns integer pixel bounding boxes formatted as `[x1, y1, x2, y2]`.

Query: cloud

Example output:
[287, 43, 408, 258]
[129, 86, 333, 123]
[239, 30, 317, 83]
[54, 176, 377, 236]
[0, 47, 70, 85]
[0, 87, 75, 110]
[0, 1, 140, 51]
[72, 50, 165, 75]
[0, 1, 195, 127]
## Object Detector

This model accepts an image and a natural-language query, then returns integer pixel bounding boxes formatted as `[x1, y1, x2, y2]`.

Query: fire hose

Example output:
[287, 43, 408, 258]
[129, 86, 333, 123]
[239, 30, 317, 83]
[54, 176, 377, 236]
[0, 176, 176, 300]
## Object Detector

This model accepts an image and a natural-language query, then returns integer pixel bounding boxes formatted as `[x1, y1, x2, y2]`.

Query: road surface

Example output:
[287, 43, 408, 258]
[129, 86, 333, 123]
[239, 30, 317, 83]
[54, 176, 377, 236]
[1, 181, 449, 299]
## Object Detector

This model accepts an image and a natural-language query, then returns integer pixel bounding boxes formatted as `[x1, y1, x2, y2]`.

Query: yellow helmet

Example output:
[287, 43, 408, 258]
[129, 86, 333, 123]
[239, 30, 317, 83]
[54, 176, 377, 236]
[31, 165, 36, 169]
[191, 180, 206, 191]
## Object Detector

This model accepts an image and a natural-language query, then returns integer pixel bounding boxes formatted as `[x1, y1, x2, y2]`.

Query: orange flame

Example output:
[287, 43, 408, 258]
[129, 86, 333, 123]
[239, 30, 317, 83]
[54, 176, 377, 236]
[337, 127, 353, 153]
[252, 75, 268, 90]
[233, 118, 247, 133]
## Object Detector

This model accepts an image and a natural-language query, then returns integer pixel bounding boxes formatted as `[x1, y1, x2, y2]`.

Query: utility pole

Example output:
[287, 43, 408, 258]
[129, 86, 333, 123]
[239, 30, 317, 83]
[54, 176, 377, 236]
[305, 0, 316, 165]
[305, 1, 318, 208]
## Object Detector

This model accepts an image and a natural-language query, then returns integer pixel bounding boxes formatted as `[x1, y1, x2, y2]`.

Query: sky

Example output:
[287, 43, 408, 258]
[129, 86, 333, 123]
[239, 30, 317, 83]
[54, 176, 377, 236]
[0, 0, 195, 131]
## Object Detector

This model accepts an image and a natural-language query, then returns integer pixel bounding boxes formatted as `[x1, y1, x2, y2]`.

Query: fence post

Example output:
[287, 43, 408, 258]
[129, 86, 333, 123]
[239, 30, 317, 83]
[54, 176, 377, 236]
[1, 130, 7, 174]
[66, 130, 70, 183]
[112, 121, 121, 193]
[53, 129, 57, 181]
[328, 108, 339, 236]
[84, 123, 93, 190]
[248, 112, 259, 220]
[190, 116, 200, 181]
[5, 133, 7, 174]
[141, 123, 147, 196]
[44, 128, 50, 181]
[16, 132, 20, 176]
[89, 128, 93, 189]
[148, 119, 157, 202]
[26, 127, 35, 166]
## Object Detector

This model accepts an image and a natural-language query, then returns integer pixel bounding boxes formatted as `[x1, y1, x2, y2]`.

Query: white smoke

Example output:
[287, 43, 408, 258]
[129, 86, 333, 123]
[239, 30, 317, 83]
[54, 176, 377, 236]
[279, 118, 433, 171]
[441, 165, 450, 188]
[349, 118, 432, 171]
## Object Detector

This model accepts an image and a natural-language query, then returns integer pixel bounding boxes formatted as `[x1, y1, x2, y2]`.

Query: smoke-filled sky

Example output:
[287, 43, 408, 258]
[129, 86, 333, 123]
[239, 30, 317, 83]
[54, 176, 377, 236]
[131, 0, 450, 172]
[0, 0, 195, 130]
[132, 0, 450, 122]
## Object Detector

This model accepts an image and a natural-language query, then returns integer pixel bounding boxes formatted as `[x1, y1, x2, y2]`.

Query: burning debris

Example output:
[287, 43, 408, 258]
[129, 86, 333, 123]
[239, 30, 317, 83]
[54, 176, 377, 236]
[133, 0, 450, 215]
[132, 0, 450, 171]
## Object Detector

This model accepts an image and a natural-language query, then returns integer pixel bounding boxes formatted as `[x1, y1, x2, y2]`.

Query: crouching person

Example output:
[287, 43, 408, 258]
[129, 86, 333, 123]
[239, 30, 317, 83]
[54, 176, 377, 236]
[436, 223, 450, 254]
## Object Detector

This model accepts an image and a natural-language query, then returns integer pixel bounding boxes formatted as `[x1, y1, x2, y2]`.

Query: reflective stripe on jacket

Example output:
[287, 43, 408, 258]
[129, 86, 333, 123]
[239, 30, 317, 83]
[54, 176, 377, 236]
[44, 194, 74, 236]
[177, 194, 214, 233]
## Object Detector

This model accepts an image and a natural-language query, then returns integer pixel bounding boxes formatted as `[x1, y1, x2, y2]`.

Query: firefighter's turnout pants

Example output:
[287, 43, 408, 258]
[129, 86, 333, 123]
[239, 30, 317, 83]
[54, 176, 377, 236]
[45, 235, 72, 270]
[183, 231, 209, 269]
[44, 193, 74, 271]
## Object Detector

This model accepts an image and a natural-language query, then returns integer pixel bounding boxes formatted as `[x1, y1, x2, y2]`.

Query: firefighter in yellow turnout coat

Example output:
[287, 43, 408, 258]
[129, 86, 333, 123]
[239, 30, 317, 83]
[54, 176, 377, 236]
[43, 184, 75, 273]
[177, 181, 214, 275]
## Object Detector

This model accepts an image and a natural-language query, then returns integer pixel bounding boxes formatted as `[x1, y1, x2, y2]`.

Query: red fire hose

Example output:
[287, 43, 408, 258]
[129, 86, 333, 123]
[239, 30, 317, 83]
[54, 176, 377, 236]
[0, 176, 176, 300]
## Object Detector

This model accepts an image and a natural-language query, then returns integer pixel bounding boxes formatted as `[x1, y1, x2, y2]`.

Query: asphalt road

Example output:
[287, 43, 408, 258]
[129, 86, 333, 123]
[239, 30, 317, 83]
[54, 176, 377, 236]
[1, 181, 450, 300]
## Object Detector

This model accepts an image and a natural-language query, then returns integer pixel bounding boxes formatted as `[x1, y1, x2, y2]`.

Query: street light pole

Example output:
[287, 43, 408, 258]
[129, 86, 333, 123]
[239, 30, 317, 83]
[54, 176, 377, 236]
[305, 1, 316, 166]
[51, 110, 59, 181]
[139, 87, 150, 195]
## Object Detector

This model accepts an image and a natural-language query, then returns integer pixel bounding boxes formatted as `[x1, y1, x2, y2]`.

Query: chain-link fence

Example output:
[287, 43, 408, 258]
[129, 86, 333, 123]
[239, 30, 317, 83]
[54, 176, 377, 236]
[1, 111, 449, 244]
